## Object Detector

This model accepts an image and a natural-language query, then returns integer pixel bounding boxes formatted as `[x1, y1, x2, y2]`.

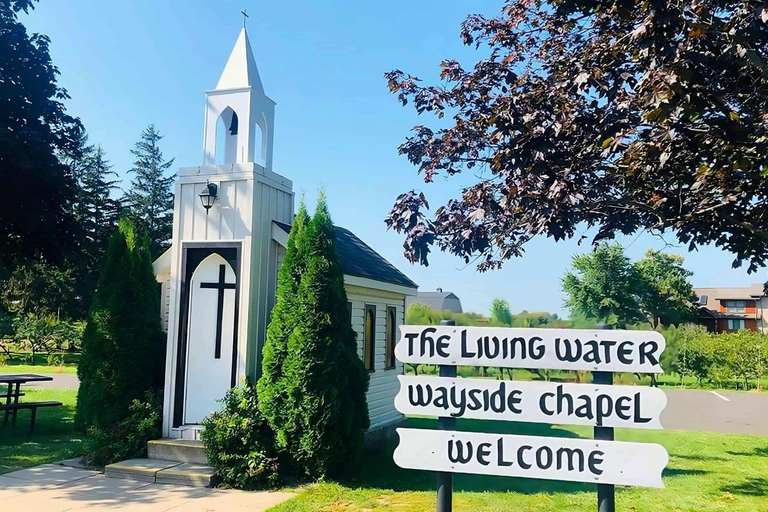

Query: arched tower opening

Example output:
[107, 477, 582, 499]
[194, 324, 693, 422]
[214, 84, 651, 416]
[215, 107, 239, 165]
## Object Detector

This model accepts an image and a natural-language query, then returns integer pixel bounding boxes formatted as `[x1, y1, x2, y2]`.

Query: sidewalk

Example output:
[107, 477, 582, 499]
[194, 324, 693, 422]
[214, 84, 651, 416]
[0, 463, 293, 511]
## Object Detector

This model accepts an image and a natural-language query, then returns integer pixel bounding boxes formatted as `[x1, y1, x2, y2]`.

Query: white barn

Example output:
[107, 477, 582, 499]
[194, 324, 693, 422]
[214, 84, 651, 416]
[153, 27, 417, 441]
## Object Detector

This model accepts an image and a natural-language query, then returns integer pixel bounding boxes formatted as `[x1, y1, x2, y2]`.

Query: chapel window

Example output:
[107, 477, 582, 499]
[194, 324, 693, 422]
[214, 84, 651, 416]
[385, 306, 396, 370]
[364, 305, 376, 372]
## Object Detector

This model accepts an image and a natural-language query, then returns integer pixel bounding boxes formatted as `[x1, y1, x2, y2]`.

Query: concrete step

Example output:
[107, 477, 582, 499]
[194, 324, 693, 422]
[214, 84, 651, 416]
[105, 458, 216, 487]
[105, 458, 181, 483]
[155, 462, 216, 487]
[148, 438, 207, 464]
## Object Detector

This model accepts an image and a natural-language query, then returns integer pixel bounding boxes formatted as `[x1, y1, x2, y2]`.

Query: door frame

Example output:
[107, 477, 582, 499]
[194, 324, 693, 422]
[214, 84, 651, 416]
[173, 242, 242, 427]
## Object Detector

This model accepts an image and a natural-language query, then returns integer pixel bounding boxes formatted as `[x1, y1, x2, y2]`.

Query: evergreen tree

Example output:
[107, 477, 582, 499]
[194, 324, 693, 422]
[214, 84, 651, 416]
[0, 0, 84, 267]
[257, 199, 310, 439]
[75, 217, 166, 431]
[123, 125, 175, 259]
[278, 191, 370, 478]
[66, 136, 120, 313]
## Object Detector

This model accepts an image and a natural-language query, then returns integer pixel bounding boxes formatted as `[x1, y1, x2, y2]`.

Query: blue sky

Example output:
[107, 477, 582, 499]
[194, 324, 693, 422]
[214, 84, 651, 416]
[22, 0, 766, 317]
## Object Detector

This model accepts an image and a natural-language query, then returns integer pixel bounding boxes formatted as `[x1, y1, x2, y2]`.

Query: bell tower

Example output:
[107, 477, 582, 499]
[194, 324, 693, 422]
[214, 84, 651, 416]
[203, 27, 275, 170]
[161, 24, 294, 438]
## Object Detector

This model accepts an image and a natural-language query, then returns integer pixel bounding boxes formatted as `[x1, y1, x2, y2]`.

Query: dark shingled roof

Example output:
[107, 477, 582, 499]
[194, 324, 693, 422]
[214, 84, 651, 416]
[273, 221, 417, 289]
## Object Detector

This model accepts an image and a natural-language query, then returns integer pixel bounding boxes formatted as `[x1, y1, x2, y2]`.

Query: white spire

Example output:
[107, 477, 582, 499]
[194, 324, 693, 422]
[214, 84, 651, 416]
[215, 27, 264, 93]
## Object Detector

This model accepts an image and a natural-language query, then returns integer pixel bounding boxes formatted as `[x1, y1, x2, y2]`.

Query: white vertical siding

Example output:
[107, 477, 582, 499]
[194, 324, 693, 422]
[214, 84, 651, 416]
[176, 178, 258, 241]
[245, 181, 294, 379]
[347, 288, 405, 430]
[160, 275, 171, 332]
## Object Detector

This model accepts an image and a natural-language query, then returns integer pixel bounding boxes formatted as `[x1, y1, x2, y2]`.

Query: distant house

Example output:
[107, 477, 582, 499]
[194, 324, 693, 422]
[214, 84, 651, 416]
[406, 288, 463, 314]
[694, 284, 768, 333]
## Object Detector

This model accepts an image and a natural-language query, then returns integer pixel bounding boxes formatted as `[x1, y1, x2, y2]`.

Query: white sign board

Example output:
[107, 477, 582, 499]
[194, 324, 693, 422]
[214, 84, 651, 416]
[397, 326, 665, 373]
[394, 428, 668, 488]
[394, 376, 668, 429]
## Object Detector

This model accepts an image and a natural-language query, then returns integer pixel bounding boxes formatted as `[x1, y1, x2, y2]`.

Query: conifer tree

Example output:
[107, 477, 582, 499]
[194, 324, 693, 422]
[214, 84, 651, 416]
[123, 125, 175, 259]
[279, 191, 370, 478]
[68, 139, 120, 312]
[75, 217, 166, 431]
[257, 199, 310, 438]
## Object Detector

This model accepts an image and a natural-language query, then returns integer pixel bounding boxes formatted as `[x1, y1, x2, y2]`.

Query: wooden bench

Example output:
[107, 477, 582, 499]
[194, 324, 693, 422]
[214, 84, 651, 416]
[0, 401, 62, 434]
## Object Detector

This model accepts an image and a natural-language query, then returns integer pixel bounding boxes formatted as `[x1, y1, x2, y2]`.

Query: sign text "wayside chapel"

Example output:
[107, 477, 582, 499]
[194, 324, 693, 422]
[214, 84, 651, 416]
[396, 326, 666, 373]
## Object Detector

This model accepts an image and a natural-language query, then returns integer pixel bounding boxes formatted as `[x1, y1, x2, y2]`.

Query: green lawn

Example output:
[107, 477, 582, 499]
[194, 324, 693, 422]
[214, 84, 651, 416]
[0, 388, 82, 474]
[271, 418, 768, 512]
[0, 352, 80, 375]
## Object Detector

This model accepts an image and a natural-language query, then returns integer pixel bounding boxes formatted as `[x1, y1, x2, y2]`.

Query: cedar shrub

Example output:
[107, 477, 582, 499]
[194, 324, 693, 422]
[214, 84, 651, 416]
[257, 199, 310, 440]
[278, 191, 370, 478]
[75, 217, 166, 432]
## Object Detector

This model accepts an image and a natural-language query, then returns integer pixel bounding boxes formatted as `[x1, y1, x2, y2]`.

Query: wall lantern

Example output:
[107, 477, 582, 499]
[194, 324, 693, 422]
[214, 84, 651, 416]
[199, 182, 218, 214]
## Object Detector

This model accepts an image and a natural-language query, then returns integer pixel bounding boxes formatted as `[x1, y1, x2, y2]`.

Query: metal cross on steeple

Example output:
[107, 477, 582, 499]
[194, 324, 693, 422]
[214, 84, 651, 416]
[241, 9, 249, 28]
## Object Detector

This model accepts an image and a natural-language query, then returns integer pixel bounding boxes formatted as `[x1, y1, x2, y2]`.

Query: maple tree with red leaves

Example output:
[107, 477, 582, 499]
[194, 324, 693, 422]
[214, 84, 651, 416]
[385, 0, 768, 273]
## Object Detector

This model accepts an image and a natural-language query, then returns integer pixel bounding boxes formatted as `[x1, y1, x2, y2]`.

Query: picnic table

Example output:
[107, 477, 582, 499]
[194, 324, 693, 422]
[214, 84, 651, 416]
[1, 374, 62, 434]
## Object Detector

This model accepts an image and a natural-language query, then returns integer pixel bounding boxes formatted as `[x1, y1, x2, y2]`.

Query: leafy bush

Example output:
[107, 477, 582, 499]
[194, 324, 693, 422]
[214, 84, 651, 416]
[201, 382, 281, 489]
[489, 298, 513, 326]
[678, 325, 715, 386]
[81, 391, 162, 468]
[46, 353, 64, 366]
[679, 326, 768, 390]
[0, 354, 8, 366]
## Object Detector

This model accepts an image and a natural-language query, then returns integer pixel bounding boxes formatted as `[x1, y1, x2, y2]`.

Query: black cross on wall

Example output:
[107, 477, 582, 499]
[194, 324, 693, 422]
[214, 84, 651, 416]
[200, 265, 236, 359]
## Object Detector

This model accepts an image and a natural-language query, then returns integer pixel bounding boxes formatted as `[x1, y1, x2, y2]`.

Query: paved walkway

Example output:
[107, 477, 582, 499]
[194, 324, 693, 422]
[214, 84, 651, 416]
[661, 388, 768, 435]
[25, 373, 80, 390]
[0, 463, 294, 511]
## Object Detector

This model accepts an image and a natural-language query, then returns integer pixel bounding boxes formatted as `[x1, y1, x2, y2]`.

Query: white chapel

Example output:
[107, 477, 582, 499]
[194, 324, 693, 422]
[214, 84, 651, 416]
[153, 27, 417, 440]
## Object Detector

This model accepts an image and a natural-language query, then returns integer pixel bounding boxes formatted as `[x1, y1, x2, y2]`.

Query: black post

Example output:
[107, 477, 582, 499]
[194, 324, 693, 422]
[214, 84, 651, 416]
[437, 319, 456, 512]
[594, 324, 615, 512]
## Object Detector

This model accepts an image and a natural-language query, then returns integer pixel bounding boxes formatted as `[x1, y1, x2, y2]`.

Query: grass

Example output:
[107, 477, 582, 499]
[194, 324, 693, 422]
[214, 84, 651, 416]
[270, 418, 768, 512]
[0, 387, 82, 474]
[0, 352, 80, 375]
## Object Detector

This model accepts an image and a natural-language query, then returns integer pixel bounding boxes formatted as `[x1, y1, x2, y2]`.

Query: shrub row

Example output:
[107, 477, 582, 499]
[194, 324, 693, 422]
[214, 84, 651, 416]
[678, 326, 768, 390]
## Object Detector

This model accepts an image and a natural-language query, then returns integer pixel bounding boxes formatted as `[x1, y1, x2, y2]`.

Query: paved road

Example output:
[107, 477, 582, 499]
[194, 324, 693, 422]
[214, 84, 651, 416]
[8, 374, 768, 435]
[661, 388, 768, 436]
[24, 373, 80, 390]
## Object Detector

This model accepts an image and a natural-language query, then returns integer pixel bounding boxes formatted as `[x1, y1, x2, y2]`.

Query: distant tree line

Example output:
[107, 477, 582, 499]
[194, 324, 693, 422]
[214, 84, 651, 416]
[1, 2, 176, 358]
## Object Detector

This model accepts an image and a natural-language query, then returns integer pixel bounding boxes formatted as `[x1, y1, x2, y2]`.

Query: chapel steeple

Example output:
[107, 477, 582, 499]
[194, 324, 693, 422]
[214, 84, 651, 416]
[203, 26, 275, 170]
[216, 27, 264, 93]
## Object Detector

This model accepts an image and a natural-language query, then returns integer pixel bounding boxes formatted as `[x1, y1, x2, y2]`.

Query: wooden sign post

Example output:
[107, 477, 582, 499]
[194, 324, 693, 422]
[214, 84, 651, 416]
[437, 319, 456, 512]
[594, 324, 615, 512]
[393, 324, 669, 511]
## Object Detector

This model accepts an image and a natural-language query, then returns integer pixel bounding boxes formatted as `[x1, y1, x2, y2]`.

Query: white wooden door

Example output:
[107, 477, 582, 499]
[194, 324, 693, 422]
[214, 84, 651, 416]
[184, 253, 237, 424]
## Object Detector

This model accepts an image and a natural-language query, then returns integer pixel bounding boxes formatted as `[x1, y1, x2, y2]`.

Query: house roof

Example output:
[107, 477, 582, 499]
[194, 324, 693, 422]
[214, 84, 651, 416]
[273, 221, 418, 289]
[698, 308, 753, 320]
[694, 284, 766, 300]
[417, 291, 459, 300]
[407, 291, 463, 312]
